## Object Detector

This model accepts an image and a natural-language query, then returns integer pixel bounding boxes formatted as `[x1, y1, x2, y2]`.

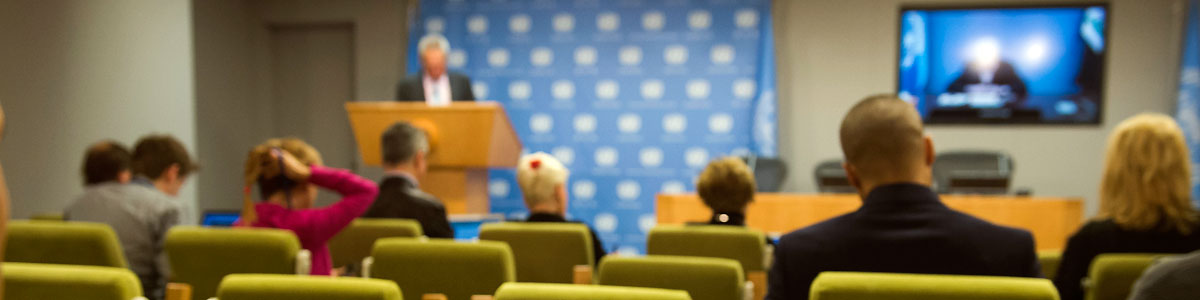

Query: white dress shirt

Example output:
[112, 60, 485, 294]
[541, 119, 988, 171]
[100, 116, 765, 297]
[422, 73, 452, 107]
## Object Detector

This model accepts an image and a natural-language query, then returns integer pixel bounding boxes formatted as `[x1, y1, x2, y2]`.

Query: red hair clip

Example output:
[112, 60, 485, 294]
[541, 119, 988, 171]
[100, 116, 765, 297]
[530, 160, 542, 170]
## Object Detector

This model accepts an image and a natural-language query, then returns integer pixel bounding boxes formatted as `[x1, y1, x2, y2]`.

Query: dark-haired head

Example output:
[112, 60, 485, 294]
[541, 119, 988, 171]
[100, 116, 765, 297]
[82, 140, 132, 185]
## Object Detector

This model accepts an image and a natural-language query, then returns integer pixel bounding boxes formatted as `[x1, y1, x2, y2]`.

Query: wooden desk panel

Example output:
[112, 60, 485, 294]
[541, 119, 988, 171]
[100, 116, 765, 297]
[657, 193, 1084, 251]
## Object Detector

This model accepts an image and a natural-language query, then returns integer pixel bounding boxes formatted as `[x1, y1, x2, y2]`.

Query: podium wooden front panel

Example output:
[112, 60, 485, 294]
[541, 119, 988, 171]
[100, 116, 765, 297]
[346, 102, 521, 214]
[657, 193, 1084, 251]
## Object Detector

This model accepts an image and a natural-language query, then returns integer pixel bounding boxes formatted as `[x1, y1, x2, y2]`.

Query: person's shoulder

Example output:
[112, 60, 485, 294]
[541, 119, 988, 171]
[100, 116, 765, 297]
[777, 213, 856, 249]
[943, 208, 1034, 240]
[449, 72, 472, 81]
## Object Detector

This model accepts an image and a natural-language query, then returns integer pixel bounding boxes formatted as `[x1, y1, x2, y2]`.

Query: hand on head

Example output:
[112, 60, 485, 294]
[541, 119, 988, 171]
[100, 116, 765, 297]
[269, 148, 311, 182]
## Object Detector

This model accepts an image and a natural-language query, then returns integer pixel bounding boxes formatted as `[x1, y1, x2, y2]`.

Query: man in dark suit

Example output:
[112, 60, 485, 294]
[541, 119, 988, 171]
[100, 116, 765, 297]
[396, 34, 475, 104]
[946, 60, 1028, 104]
[361, 121, 454, 238]
[765, 95, 1041, 300]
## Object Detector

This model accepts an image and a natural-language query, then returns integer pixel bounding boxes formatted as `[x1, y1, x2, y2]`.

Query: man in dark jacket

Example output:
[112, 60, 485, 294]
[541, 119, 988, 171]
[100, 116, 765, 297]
[361, 121, 453, 238]
[396, 34, 475, 104]
[765, 95, 1041, 300]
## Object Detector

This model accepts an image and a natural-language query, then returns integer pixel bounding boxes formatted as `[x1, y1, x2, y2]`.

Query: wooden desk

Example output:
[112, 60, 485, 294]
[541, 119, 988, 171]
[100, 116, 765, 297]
[657, 193, 1084, 251]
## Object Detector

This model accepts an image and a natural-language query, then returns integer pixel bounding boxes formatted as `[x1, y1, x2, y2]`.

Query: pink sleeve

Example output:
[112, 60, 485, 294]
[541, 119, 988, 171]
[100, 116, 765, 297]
[298, 165, 379, 242]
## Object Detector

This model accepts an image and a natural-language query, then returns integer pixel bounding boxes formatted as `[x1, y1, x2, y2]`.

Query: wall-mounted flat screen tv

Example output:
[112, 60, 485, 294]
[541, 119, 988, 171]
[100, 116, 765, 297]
[898, 4, 1107, 124]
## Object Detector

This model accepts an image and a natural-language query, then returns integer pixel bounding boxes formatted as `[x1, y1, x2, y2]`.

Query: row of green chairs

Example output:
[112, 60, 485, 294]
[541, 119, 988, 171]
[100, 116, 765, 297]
[213, 275, 692, 300]
[2, 218, 1174, 300]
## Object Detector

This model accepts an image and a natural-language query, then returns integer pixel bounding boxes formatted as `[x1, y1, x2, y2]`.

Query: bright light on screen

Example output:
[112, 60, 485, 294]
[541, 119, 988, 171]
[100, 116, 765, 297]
[898, 5, 1107, 124]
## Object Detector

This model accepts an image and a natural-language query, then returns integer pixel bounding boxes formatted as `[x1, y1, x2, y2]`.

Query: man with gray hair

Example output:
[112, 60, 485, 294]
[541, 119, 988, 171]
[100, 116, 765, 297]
[396, 34, 476, 104]
[361, 121, 453, 238]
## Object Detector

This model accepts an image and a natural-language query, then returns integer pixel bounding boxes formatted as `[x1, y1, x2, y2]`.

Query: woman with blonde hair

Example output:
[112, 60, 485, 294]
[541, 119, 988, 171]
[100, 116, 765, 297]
[238, 138, 378, 276]
[1054, 113, 1200, 300]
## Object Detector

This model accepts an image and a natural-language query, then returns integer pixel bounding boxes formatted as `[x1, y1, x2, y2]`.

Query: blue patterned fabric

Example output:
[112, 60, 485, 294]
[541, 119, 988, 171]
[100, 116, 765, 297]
[1178, 0, 1200, 207]
[409, 0, 777, 253]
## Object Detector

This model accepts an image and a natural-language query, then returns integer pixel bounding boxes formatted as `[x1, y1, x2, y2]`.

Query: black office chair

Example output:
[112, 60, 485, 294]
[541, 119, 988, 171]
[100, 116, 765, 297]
[932, 150, 1015, 195]
[813, 159, 855, 194]
[741, 155, 788, 193]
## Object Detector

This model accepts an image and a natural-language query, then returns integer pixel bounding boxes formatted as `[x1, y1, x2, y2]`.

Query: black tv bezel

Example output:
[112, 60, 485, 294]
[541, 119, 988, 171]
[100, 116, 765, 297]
[895, 2, 1111, 126]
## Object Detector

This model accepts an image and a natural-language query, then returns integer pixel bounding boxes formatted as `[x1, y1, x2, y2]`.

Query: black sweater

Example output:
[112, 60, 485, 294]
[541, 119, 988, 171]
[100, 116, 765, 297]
[1053, 219, 1200, 300]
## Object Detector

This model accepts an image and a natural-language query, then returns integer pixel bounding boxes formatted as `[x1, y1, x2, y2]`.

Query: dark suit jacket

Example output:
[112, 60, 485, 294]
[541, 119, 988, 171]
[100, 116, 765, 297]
[361, 176, 454, 238]
[527, 213, 607, 265]
[395, 72, 476, 102]
[1053, 219, 1200, 300]
[765, 183, 1041, 300]
[946, 61, 1028, 100]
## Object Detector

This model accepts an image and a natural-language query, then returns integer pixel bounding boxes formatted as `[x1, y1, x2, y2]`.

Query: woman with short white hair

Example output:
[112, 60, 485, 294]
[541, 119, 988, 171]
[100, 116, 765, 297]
[517, 152, 607, 264]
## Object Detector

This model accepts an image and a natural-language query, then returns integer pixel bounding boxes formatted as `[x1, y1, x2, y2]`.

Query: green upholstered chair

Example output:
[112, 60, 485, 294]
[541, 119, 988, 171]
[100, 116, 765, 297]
[216, 274, 403, 300]
[809, 272, 1059, 300]
[4, 262, 143, 300]
[30, 212, 64, 221]
[479, 222, 594, 283]
[329, 218, 423, 271]
[646, 225, 769, 299]
[165, 226, 310, 300]
[1085, 253, 1167, 300]
[368, 238, 515, 300]
[5, 220, 127, 268]
[494, 282, 692, 300]
[1039, 250, 1062, 279]
[597, 255, 745, 300]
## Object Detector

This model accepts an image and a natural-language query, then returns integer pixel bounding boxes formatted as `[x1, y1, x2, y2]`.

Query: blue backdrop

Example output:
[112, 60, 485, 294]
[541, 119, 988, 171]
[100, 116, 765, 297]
[1177, 0, 1200, 207]
[410, 0, 777, 254]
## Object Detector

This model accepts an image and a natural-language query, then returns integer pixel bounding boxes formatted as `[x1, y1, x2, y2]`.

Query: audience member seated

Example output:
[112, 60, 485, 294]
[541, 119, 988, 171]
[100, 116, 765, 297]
[1053, 113, 1200, 300]
[131, 135, 200, 225]
[361, 121, 454, 238]
[694, 156, 773, 245]
[1128, 250, 1200, 300]
[65, 138, 190, 300]
[239, 138, 378, 276]
[765, 95, 1041, 300]
[516, 152, 606, 264]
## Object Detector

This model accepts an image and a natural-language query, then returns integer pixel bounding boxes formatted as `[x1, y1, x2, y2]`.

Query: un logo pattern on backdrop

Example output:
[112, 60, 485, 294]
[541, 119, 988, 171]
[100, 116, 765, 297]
[414, 0, 771, 254]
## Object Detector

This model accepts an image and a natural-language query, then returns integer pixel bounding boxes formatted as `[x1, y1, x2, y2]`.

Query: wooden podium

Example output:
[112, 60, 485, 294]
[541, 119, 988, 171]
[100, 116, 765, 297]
[346, 102, 522, 214]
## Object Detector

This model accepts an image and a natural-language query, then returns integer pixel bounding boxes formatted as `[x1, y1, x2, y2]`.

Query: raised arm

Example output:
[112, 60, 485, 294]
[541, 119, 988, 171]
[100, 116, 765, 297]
[302, 166, 379, 241]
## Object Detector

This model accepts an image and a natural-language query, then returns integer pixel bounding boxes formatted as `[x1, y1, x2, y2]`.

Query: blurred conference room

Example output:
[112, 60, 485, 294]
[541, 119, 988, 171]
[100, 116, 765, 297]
[1, 0, 1199, 300]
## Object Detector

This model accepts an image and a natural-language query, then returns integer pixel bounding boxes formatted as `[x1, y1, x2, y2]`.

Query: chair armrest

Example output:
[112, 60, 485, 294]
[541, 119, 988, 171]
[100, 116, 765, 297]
[423, 294, 448, 300]
[747, 271, 767, 300]
[295, 250, 312, 275]
[166, 283, 193, 300]
[743, 280, 754, 300]
[573, 265, 593, 284]
[362, 256, 375, 278]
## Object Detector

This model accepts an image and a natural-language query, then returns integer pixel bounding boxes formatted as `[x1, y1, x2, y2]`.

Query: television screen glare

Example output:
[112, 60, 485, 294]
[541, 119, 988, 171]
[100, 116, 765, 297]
[898, 5, 1108, 124]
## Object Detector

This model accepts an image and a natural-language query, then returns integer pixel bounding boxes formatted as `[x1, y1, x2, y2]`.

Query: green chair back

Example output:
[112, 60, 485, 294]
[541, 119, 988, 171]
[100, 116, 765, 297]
[1039, 250, 1062, 279]
[647, 225, 766, 272]
[809, 272, 1059, 300]
[30, 212, 64, 221]
[1085, 253, 1167, 300]
[479, 222, 594, 283]
[370, 238, 515, 300]
[494, 282, 692, 300]
[217, 274, 403, 300]
[4, 262, 142, 300]
[5, 220, 127, 268]
[165, 226, 301, 300]
[597, 255, 743, 300]
[329, 218, 423, 268]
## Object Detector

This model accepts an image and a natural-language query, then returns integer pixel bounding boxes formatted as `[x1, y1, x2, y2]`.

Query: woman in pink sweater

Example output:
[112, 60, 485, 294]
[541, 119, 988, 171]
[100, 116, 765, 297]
[238, 138, 378, 275]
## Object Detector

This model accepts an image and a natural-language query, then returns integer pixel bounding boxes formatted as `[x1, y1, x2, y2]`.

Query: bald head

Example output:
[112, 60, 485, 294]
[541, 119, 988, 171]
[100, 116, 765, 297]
[839, 94, 934, 190]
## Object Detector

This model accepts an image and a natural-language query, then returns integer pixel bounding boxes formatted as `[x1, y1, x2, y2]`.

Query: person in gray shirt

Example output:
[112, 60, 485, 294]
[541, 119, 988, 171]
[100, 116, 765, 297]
[1128, 250, 1200, 300]
[65, 137, 195, 300]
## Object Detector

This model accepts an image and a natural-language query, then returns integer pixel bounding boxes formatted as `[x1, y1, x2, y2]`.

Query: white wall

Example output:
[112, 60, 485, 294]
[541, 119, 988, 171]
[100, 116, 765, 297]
[774, 0, 1186, 217]
[0, 0, 197, 219]
[193, 0, 409, 213]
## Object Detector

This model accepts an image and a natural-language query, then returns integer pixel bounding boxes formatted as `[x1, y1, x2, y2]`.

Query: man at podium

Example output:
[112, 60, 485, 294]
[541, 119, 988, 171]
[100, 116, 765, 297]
[395, 34, 476, 105]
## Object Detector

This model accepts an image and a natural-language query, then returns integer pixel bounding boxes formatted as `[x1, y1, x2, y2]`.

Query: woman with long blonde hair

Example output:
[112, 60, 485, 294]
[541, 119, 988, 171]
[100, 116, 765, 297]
[1054, 113, 1200, 300]
[238, 138, 378, 276]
